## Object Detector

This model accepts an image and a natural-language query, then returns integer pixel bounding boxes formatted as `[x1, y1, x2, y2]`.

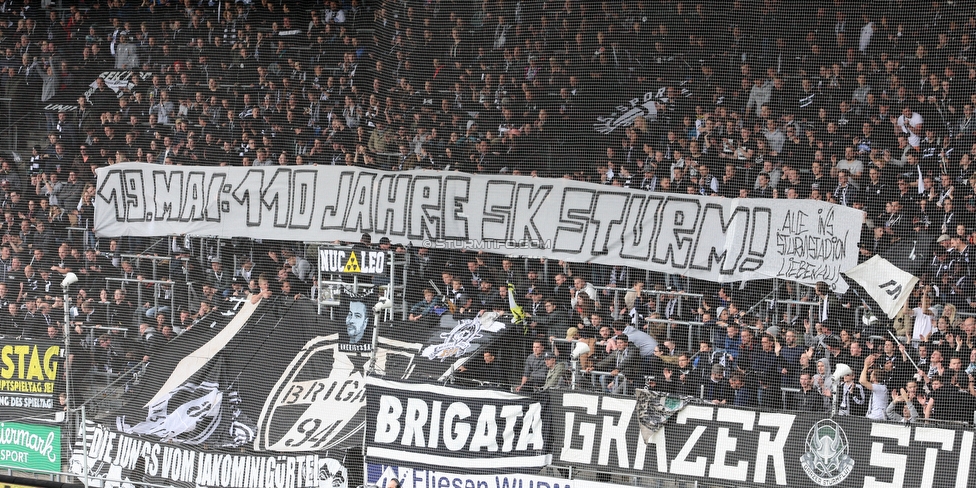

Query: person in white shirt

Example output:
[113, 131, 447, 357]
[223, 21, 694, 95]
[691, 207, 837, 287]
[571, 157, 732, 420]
[905, 285, 935, 342]
[570, 276, 597, 309]
[860, 354, 889, 420]
[891, 105, 923, 149]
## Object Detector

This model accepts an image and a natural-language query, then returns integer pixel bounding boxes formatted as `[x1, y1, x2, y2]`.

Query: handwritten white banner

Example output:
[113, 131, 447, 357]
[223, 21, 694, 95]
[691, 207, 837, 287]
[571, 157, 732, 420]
[95, 164, 862, 291]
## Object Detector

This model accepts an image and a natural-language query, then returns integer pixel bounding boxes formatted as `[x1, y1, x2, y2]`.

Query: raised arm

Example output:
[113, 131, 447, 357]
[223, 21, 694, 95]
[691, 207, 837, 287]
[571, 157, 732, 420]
[860, 354, 875, 391]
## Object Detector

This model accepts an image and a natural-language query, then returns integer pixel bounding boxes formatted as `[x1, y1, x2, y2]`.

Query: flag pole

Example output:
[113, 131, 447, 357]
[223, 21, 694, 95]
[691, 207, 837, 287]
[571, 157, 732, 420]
[888, 329, 922, 373]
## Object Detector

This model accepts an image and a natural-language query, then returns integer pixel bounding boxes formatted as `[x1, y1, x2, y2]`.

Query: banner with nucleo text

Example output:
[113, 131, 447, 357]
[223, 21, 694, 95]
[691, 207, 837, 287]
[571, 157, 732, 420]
[95, 164, 862, 292]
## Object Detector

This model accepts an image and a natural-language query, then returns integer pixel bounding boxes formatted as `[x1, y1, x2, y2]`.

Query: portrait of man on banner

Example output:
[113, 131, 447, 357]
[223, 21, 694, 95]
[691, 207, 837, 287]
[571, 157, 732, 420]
[340, 289, 376, 350]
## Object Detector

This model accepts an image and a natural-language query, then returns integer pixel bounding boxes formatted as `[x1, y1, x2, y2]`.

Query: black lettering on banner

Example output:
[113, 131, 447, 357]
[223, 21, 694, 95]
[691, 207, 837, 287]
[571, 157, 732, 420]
[122, 169, 148, 222]
[442, 176, 471, 240]
[509, 184, 552, 244]
[321, 171, 356, 230]
[689, 204, 750, 275]
[367, 464, 586, 488]
[589, 192, 630, 256]
[408, 176, 442, 240]
[96, 169, 125, 222]
[178, 171, 207, 222]
[743, 207, 771, 272]
[95, 165, 863, 292]
[345, 172, 377, 233]
[878, 280, 903, 299]
[619, 194, 663, 261]
[773, 206, 851, 283]
[232, 169, 265, 226]
[553, 189, 594, 254]
[289, 170, 317, 229]
[262, 168, 293, 228]
[374, 174, 411, 237]
[482, 181, 516, 244]
[152, 170, 184, 222]
[652, 198, 701, 268]
[205, 173, 228, 223]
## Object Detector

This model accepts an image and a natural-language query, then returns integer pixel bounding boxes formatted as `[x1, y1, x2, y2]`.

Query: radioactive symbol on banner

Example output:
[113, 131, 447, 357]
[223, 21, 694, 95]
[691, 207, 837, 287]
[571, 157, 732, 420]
[343, 252, 362, 272]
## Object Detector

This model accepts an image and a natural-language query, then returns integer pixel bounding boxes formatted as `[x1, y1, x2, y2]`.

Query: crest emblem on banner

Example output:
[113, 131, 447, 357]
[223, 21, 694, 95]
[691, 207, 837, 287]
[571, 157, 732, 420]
[800, 419, 855, 486]
[422, 318, 484, 361]
[317, 457, 349, 488]
[255, 335, 368, 452]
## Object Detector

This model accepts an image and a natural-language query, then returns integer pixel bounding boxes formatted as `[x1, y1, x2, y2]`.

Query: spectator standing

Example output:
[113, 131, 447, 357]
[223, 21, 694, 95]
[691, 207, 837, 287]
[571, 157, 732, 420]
[860, 354, 889, 420]
[515, 339, 548, 392]
[588, 334, 643, 395]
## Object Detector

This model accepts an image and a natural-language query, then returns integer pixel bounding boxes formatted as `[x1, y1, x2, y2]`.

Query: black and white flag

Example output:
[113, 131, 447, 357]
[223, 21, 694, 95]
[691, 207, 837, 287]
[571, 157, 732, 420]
[843, 255, 918, 318]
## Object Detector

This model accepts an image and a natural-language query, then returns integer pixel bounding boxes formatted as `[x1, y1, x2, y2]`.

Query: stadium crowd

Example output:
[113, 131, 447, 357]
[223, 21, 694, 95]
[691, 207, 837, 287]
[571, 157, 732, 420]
[0, 0, 975, 423]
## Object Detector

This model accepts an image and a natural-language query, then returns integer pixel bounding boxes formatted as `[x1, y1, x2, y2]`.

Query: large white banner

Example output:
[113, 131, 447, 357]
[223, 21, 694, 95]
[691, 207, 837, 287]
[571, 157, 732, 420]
[94, 164, 862, 291]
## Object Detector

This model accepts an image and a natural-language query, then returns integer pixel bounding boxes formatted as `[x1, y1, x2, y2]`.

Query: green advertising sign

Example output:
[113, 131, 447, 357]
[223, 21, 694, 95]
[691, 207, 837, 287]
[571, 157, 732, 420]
[0, 422, 60, 472]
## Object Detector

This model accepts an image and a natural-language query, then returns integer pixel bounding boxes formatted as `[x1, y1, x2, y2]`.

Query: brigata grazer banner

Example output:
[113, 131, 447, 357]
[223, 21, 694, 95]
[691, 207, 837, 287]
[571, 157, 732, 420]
[364, 378, 551, 472]
[552, 390, 976, 488]
[95, 164, 862, 291]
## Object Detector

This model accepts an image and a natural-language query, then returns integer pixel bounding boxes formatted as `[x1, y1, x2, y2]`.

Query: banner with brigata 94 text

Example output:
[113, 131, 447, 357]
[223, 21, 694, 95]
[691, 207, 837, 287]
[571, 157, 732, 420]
[95, 164, 862, 292]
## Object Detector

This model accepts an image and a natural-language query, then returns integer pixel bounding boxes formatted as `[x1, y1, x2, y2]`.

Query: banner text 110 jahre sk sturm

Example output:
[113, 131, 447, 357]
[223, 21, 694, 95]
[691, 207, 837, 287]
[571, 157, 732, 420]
[95, 164, 862, 292]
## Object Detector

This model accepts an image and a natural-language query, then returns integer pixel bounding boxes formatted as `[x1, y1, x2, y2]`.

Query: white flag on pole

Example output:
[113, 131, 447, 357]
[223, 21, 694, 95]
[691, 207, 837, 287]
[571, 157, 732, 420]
[843, 255, 919, 319]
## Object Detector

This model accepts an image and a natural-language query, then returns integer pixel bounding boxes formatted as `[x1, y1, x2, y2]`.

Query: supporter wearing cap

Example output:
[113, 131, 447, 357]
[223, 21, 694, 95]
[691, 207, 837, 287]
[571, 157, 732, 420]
[565, 327, 580, 341]
[541, 351, 567, 390]
[711, 304, 728, 324]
